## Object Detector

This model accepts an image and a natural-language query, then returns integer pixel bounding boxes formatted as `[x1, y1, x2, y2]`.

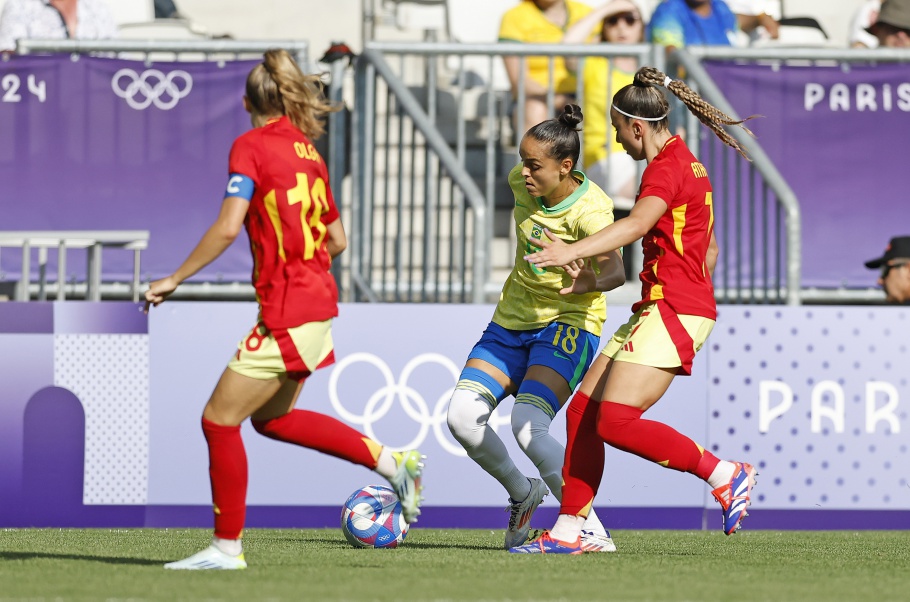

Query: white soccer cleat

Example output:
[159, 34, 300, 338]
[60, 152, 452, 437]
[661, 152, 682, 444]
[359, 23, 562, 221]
[504, 478, 549, 549]
[387, 449, 425, 524]
[163, 545, 247, 570]
[580, 529, 617, 553]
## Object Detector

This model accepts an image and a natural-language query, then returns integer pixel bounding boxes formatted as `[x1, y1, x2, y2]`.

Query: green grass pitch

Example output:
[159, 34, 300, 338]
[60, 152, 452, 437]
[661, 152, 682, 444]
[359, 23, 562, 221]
[2, 528, 910, 601]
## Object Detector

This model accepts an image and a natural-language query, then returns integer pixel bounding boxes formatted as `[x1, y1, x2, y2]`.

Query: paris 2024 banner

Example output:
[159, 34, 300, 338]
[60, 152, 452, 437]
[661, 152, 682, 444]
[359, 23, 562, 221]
[3, 56, 908, 288]
[0, 55, 258, 283]
[704, 61, 910, 289]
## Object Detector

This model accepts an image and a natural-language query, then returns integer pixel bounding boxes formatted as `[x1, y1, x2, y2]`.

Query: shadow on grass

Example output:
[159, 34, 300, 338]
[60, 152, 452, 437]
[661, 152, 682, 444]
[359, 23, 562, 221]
[289, 534, 499, 551]
[0, 551, 163, 566]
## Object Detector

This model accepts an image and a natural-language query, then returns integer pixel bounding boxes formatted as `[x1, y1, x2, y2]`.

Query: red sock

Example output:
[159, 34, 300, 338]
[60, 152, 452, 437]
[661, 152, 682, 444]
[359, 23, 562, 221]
[251, 409, 381, 468]
[560, 392, 605, 517]
[597, 401, 720, 480]
[201, 417, 247, 540]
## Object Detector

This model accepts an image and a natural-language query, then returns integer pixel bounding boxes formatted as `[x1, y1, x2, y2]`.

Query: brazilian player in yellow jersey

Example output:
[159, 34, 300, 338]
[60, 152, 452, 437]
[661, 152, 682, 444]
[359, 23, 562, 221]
[446, 105, 625, 552]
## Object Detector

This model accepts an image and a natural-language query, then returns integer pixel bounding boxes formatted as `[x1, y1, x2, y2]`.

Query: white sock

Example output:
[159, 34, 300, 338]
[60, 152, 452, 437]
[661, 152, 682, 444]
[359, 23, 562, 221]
[447, 388, 531, 501]
[707, 460, 738, 490]
[510, 403, 608, 535]
[550, 514, 586, 542]
[212, 536, 242, 556]
[374, 447, 397, 479]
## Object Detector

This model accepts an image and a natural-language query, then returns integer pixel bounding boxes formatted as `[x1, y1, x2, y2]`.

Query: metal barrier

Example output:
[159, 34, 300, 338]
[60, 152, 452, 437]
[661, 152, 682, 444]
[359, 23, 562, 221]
[11, 40, 906, 305]
[354, 42, 660, 304]
[16, 39, 309, 69]
[0, 231, 149, 301]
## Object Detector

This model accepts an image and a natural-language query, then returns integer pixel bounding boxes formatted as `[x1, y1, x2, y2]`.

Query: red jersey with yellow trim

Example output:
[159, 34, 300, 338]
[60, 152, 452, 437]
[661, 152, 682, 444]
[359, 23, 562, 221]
[632, 136, 716, 319]
[228, 116, 340, 329]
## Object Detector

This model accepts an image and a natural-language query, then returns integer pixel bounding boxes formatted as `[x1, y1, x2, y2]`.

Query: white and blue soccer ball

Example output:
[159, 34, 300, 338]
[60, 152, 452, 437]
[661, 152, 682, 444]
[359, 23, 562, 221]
[340, 485, 409, 549]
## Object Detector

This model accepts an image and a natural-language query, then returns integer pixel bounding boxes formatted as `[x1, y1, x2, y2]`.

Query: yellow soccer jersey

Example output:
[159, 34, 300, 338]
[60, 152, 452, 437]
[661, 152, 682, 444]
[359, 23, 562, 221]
[492, 163, 615, 335]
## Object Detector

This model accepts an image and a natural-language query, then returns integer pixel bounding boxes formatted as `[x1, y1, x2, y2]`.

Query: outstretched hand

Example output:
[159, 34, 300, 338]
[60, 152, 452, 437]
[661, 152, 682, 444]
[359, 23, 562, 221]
[143, 275, 179, 313]
[559, 258, 598, 295]
[524, 229, 577, 268]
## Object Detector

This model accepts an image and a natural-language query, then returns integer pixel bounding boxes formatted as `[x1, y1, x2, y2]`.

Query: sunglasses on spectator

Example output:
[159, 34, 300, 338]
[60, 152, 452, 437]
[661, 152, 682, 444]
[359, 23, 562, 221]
[605, 12, 640, 27]
[882, 260, 910, 279]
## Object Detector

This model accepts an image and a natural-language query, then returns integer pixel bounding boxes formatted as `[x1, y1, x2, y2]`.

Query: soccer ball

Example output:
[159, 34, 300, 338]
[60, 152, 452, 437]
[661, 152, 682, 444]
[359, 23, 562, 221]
[340, 485, 409, 549]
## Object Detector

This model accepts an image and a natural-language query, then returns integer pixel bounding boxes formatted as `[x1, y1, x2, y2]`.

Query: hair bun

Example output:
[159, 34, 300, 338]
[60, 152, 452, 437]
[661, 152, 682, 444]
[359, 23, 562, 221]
[557, 104, 583, 130]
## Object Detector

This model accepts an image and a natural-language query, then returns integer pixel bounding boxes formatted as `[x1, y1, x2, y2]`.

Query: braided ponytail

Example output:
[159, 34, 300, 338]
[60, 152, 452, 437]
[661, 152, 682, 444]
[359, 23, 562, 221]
[614, 66, 758, 160]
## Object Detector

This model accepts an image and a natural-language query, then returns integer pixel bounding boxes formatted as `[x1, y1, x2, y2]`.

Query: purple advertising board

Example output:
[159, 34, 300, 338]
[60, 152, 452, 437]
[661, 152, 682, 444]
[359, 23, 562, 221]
[1, 55, 257, 282]
[1, 302, 908, 530]
[704, 61, 910, 289]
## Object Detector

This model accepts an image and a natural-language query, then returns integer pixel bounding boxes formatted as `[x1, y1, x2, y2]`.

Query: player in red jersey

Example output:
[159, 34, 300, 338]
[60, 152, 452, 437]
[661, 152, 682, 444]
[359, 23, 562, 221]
[511, 67, 758, 554]
[144, 49, 424, 570]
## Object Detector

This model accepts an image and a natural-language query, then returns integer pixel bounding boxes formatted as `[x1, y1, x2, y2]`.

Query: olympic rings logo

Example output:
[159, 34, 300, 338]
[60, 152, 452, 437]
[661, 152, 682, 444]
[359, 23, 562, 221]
[328, 352, 510, 455]
[111, 68, 193, 110]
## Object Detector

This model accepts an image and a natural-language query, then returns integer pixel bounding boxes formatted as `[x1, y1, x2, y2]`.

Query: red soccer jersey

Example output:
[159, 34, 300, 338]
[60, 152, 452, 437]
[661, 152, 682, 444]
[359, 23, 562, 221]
[632, 137, 717, 319]
[228, 116, 340, 329]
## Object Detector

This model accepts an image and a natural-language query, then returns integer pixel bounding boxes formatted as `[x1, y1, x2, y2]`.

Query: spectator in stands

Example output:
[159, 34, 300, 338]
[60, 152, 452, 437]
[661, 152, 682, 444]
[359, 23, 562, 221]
[562, 0, 646, 211]
[867, 0, 910, 47]
[725, 0, 779, 42]
[648, 0, 739, 49]
[0, 0, 117, 52]
[850, 0, 881, 48]
[865, 235, 910, 304]
[499, 0, 595, 133]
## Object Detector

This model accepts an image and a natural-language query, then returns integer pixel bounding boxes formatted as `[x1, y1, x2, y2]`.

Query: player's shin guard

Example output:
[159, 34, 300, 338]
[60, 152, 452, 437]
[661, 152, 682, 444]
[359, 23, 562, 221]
[251, 409, 380, 468]
[560, 392, 604, 516]
[596, 401, 720, 479]
[202, 417, 247, 540]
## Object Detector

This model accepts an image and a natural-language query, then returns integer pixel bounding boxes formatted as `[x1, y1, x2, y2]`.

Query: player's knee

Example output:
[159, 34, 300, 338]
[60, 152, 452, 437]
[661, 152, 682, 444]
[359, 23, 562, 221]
[447, 367, 504, 441]
[250, 414, 287, 438]
[446, 387, 494, 443]
[596, 400, 642, 443]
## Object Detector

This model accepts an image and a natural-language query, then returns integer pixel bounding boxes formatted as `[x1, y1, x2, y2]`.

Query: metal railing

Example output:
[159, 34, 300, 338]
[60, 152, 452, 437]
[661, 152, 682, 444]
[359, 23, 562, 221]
[0, 231, 149, 301]
[11, 40, 906, 305]
[16, 39, 309, 68]
[353, 42, 661, 304]
[352, 46, 490, 303]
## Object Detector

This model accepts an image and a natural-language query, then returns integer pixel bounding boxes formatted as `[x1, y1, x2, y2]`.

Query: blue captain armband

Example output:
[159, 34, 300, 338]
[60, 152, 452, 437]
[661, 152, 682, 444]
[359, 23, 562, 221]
[224, 173, 254, 201]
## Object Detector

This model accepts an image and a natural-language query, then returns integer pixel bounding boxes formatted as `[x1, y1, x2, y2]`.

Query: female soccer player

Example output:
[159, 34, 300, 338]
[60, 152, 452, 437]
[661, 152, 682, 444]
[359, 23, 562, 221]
[145, 49, 424, 570]
[446, 104, 626, 552]
[511, 67, 757, 554]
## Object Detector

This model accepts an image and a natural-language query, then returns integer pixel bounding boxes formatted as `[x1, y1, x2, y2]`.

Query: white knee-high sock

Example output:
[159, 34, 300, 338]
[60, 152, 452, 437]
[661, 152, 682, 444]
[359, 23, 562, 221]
[510, 403, 608, 535]
[447, 388, 530, 501]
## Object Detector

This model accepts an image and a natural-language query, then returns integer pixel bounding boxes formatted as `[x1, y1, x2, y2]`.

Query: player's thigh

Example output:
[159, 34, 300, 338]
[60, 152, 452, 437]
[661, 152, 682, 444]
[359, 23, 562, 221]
[209, 319, 334, 424]
[525, 322, 600, 408]
[204, 368, 287, 426]
[600, 361, 677, 411]
[464, 322, 531, 396]
[575, 352, 614, 399]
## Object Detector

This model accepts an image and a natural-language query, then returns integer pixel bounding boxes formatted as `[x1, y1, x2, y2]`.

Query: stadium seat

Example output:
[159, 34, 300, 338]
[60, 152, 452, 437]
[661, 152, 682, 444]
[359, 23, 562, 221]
[116, 19, 212, 40]
[107, 0, 155, 26]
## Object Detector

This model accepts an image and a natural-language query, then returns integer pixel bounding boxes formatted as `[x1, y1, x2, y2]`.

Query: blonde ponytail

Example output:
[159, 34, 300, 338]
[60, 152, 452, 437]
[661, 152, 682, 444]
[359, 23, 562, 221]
[245, 49, 339, 140]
